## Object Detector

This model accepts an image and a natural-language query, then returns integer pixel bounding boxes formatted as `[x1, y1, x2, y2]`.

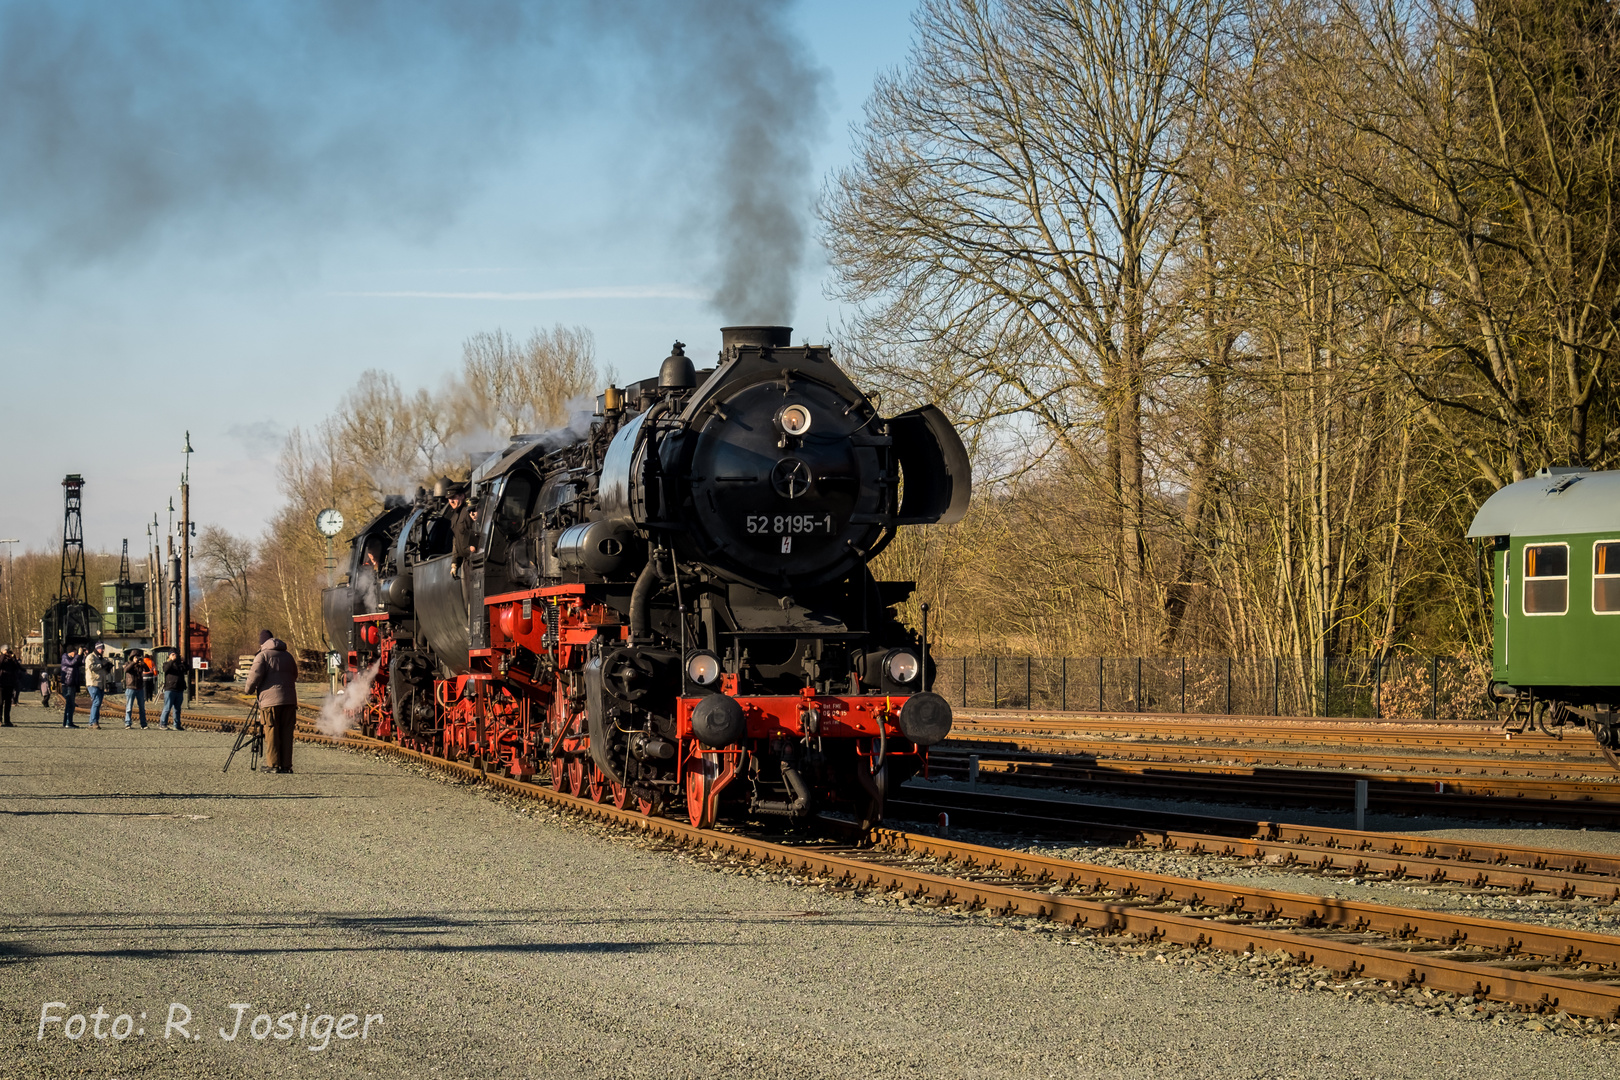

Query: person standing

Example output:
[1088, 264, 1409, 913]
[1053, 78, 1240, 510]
[449, 485, 476, 578]
[59, 647, 85, 728]
[159, 651, 187, 730]
[122, 649, 149, 729]
[244, 629, 298, 773]
[85, 643, 114, 729]
[0, 646, 20, 727]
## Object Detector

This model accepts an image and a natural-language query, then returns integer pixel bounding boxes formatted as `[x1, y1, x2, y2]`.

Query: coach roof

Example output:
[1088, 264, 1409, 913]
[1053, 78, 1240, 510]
[1466, 468, 1620, 538]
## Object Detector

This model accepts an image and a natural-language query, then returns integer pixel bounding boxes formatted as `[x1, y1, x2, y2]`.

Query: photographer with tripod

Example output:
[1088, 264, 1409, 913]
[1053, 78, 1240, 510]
[243, 630, 298, 773]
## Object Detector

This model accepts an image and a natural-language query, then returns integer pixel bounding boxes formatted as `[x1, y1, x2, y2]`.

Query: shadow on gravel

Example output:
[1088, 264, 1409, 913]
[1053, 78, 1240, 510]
[0, 792, 353, 803]
[3, 940, 671, 962]
[0, 809, 237, 818]
[0, 911, 732, 964]
[0, 940, 36, 963]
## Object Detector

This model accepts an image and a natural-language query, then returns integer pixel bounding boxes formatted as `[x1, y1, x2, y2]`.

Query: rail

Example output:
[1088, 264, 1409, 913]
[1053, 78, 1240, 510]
[176, 713, 1620, 1020]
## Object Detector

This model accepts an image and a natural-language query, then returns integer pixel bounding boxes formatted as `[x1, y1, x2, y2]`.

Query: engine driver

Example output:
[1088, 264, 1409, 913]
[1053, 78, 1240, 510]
[449, 484, 477, 581]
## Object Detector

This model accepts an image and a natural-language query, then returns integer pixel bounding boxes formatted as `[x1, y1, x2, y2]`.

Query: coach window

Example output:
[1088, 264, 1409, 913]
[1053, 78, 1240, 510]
[1523, 543, 1569, 615]
[1595, 541, 1620, 614]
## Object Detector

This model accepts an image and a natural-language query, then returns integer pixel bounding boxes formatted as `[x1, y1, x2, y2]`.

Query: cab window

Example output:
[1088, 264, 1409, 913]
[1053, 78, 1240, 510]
[1523, 543, 1568, 615]
[496, 474, 537, 539]
[1595, 541, 1620, 614]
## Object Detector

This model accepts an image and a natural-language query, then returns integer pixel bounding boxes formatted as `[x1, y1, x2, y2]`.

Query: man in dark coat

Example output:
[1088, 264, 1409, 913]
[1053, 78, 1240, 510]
[0, 645, 20, 726]
[122, 649, 149, 728]
[244, 629, 299, 772]
[159, 651, 188, 730]
[448, 485, 477, 578]
[59, 647, 85, 728]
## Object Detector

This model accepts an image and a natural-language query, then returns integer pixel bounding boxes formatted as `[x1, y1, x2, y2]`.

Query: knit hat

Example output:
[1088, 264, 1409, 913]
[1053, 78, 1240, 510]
[259, 629, 274, 645]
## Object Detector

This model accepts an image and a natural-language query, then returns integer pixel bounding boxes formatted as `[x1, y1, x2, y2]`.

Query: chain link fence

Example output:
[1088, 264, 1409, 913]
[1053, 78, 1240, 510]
[928, 654, 1490, 722]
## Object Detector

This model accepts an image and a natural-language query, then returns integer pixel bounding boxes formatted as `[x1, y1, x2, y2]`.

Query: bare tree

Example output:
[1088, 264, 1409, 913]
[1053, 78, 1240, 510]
[456, 324, 598, 439]
[824, 0, 1231, 647]
[1278, 0, 1620, 483]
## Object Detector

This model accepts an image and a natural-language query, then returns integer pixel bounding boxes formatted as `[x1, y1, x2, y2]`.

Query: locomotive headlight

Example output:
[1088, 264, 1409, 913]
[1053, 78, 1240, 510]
[778, 403, 813, 437]
[686, 650, 722, 687]
[884, 648, 921, 685]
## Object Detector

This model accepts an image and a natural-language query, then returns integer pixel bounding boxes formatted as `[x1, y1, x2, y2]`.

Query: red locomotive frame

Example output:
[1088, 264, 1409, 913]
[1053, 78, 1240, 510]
[341, 583, 923, 828]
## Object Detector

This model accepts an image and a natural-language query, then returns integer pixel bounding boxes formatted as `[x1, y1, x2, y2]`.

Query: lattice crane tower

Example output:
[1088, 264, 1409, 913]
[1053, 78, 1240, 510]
[58, 474, 87, 606]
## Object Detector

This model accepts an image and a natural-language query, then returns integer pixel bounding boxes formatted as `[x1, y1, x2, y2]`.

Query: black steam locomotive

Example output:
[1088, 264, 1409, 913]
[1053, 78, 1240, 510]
[323, 326, 970, 828]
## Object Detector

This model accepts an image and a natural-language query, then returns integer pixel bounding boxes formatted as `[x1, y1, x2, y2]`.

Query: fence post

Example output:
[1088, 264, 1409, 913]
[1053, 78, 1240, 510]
[1374, 655, 1382, 719]
[1026, 656, 1032, 710]
[920, 602, 930, 692]
[1273, 657, 1280, 716]
[992, 656, 999, 709]
[1431, 655, 1439, 720]
[1061, 656, 1068, 712]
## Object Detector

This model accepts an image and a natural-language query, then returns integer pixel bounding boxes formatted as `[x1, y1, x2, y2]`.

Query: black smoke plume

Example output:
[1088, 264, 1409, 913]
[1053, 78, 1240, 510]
[0, 0, 824, 319]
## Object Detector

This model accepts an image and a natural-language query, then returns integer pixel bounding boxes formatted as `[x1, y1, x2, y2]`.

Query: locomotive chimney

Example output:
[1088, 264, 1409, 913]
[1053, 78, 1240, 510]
[720, 325, 793, 352]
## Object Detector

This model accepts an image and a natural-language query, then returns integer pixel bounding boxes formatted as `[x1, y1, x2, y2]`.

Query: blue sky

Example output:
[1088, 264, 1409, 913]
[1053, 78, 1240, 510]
[0, 0, 916, 552]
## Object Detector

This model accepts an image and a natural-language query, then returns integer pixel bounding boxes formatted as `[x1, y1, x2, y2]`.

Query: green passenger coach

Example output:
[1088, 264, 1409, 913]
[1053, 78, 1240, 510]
[1467, 467, 1620, 765]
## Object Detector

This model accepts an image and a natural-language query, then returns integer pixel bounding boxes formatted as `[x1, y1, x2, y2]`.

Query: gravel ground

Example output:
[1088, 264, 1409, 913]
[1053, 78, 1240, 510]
[3, 702, 1618, 1079]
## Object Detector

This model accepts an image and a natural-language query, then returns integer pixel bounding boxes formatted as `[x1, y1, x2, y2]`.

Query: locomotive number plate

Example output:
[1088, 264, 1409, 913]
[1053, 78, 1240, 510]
[745, 514, 835, 536]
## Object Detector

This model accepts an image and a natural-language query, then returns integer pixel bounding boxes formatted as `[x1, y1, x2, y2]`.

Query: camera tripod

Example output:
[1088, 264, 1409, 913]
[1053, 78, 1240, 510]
[223, 705, 264, 773]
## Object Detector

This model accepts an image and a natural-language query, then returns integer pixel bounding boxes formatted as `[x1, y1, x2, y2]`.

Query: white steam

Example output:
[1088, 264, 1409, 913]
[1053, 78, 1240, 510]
[318, 661, 379, 739]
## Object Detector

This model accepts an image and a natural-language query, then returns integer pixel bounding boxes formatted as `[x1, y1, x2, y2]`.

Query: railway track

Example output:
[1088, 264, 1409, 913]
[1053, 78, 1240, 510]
[889, 786, 1620, 903]
[177, 712, 1620, 1022]
[951, 711, 1587, 755]
[927, 747, 1620, 825]
[945, 734, 1612, 780]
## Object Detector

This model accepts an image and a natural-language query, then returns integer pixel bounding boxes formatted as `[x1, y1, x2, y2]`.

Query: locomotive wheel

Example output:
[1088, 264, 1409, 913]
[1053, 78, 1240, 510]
[610, 780, 629, 810]
[549, 755, 566, 792]
[685, 767, 723, 829]
[588, 765, 607, 803]
[567, 757, 585, 796]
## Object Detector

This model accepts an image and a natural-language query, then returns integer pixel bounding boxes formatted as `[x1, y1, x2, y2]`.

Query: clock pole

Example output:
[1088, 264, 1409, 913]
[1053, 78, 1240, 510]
[315, 508, 345, 693]
[316, 509, 344, 587]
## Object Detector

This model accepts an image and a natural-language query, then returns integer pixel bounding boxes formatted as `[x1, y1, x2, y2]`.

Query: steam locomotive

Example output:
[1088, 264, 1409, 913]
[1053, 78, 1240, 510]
[322, 326, 970, 828]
